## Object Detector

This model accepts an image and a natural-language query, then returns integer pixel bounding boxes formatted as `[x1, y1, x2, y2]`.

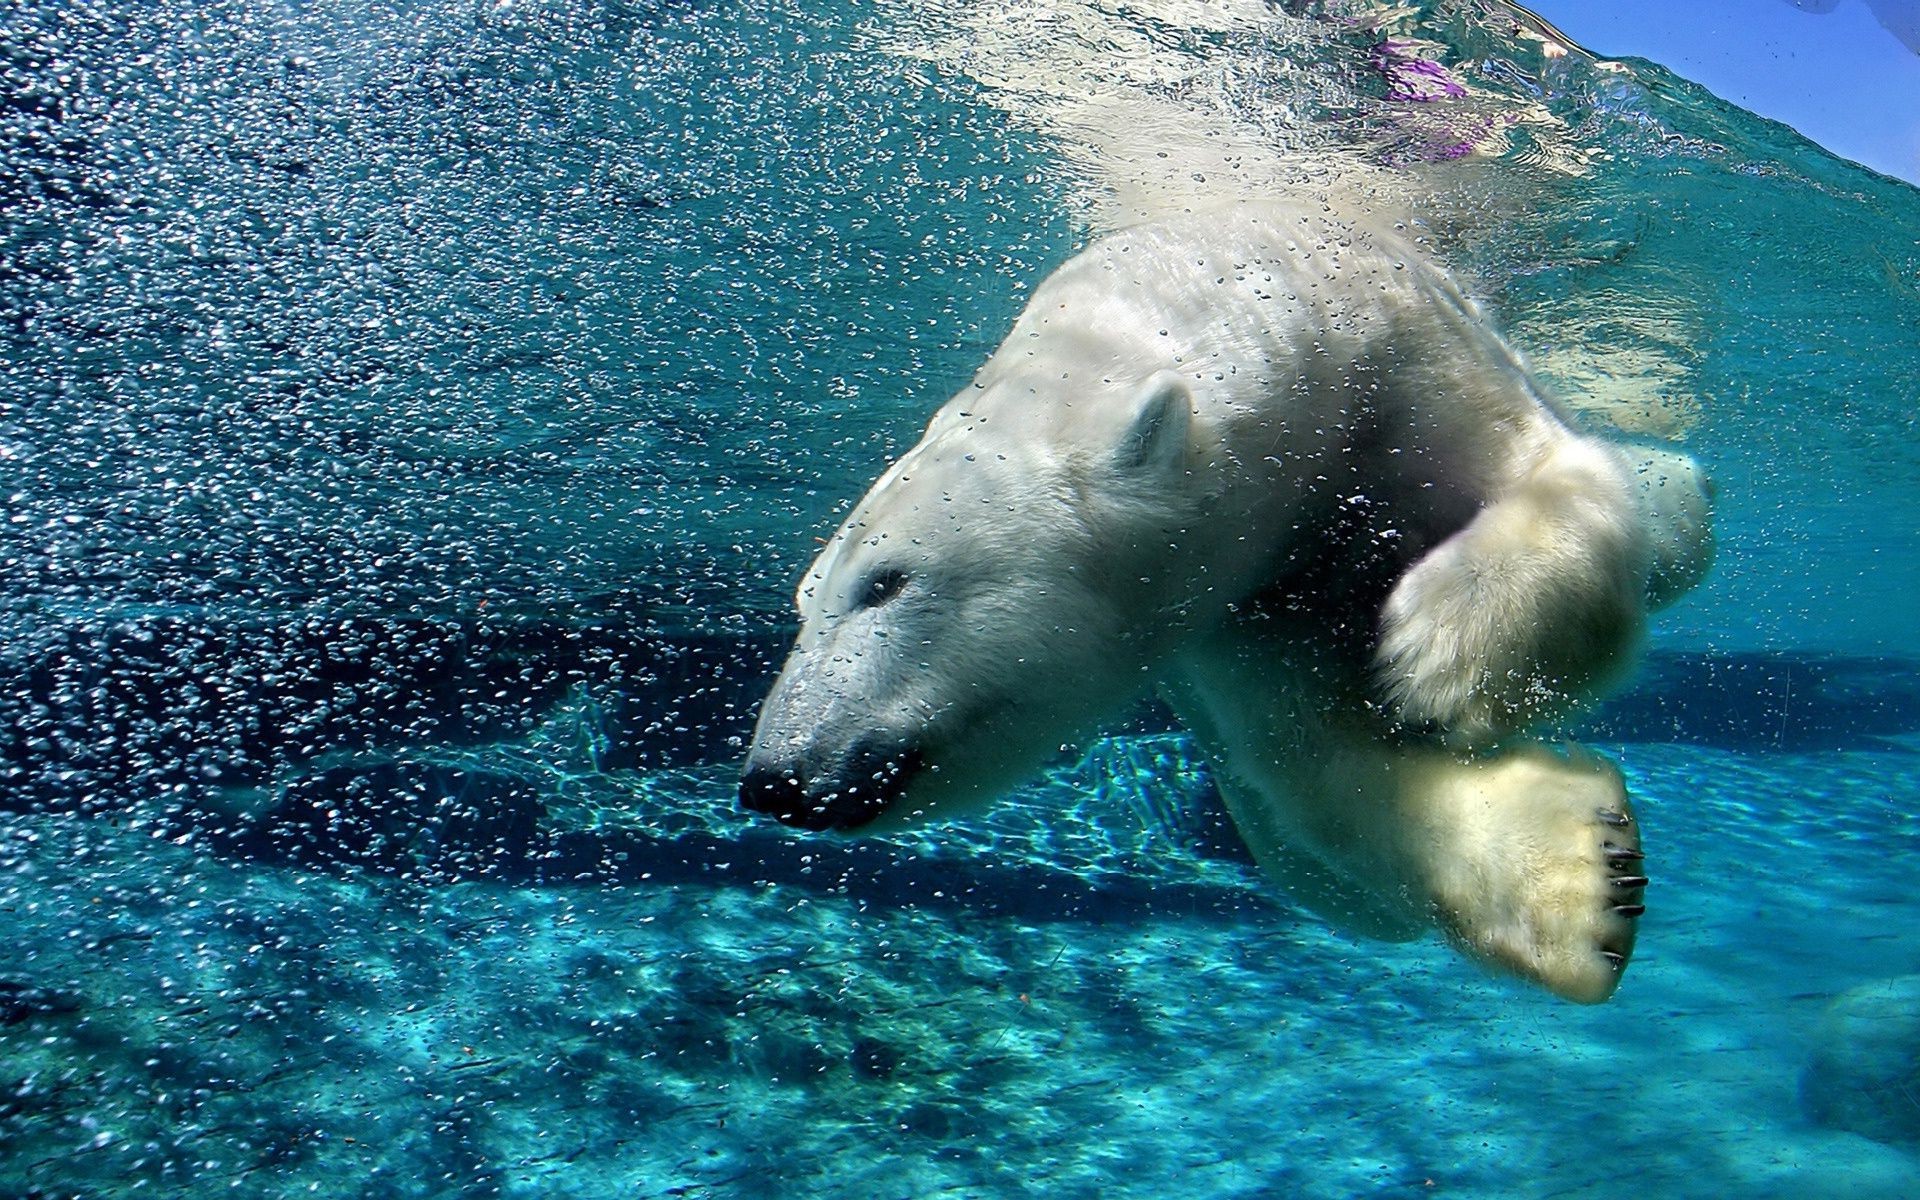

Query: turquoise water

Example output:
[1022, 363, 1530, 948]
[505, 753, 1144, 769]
[3, 0, 1919, 1196]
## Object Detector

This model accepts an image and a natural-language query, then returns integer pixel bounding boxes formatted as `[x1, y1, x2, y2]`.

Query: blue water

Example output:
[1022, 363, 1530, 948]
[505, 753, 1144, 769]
[3, 0, 1919, 1196]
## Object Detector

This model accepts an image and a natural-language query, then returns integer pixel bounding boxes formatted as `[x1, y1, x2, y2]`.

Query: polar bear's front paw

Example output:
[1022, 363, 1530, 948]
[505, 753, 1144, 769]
[1373, 538, 1553, 747]
[1422, 746, 1647, 1004]
[1374, 470, 1648, 747]
[1382, 529, 1589, 741]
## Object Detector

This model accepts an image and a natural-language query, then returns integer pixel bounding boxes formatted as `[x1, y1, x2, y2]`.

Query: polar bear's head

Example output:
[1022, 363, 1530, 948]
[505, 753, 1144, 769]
[741, 371, 1204, 831]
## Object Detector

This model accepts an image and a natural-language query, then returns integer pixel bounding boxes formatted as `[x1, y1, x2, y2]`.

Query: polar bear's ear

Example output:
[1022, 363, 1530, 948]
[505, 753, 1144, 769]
[1115, 371, 1192, 473]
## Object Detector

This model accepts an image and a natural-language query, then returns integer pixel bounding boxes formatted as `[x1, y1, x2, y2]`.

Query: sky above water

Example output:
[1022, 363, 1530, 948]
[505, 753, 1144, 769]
[1527, 0, 1920, 184]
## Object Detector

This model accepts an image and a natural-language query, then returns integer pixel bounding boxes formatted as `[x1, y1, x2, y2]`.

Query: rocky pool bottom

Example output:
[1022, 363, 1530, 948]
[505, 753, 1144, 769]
[4, 722, 1920, 1199]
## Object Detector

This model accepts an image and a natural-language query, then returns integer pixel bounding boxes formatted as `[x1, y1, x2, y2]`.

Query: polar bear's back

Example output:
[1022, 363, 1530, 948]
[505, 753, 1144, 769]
[976, 203, 1572, 497]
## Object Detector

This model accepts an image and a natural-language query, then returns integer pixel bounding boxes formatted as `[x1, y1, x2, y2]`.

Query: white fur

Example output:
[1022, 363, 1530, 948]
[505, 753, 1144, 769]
[748, 204, 1711, 1000]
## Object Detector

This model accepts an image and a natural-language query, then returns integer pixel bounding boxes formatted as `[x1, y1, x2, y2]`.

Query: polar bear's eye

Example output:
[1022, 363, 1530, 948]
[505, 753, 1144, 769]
[856, 568, 908, 610]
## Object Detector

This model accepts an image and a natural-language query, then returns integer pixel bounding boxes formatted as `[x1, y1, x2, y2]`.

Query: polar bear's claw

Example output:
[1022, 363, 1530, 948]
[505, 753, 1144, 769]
[1416, 747, 1648, 1004]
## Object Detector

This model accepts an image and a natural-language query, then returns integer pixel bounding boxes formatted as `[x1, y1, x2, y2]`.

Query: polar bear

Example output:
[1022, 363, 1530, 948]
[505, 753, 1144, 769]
[741, 203, 1712, 1003]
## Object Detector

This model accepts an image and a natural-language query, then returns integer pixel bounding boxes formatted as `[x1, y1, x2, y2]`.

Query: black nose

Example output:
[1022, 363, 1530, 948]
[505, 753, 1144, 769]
[739, 742, 921, 831]
[740, 763, 818, 827]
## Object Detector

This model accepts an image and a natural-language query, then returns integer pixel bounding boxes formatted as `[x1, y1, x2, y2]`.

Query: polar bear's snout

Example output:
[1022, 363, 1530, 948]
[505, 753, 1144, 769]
[741, 635, 931, 829]
[740, 737, 924, 831]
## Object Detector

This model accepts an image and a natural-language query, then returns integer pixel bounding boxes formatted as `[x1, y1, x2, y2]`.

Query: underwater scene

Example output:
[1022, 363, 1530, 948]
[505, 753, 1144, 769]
[3, 0, 1919, 1196]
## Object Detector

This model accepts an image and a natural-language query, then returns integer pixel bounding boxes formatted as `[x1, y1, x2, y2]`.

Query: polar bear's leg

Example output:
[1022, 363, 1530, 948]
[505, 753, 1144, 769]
[1167, 635, 1647, 1003]
[1296, 733, 1647, 1004]
[1205, 767, 1428, 944]
[1374, 438, 1652, 747]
